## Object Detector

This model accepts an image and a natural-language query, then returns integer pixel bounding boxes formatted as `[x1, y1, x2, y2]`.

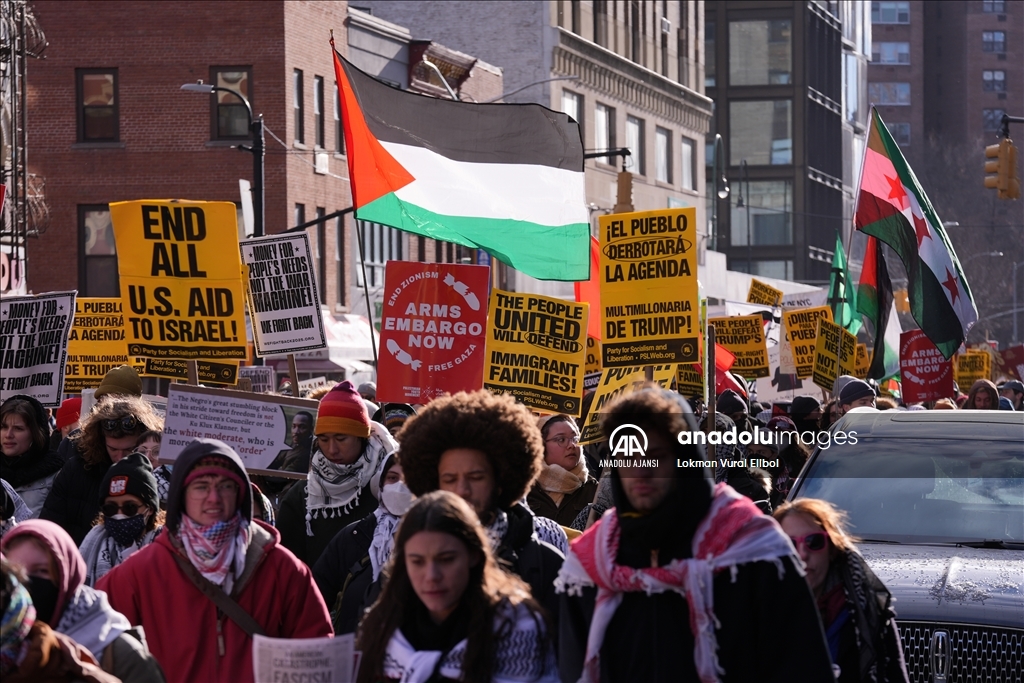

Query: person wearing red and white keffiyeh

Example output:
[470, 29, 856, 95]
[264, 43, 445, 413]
[556, 388, 835, 683]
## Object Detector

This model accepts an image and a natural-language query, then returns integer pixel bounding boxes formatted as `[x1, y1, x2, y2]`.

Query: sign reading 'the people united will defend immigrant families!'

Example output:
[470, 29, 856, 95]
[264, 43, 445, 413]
[484, 289, 588, 416]
[599, 207, 698, 368]
[109, 200, 247, 360]
[241, 233, 327, 357]
[0, 291, 76, 406]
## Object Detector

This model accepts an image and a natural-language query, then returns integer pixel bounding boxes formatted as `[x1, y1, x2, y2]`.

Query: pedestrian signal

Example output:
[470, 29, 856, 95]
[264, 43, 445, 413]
[984, 138, 1020, 200]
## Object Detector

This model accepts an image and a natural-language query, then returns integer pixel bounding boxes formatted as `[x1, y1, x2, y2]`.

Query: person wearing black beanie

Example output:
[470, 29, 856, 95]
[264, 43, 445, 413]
[790, 395, 823, 435]
[838, 379, 876, 415]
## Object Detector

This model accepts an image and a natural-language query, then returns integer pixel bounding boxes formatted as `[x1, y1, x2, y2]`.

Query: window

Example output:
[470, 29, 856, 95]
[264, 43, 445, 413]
[334, 83, 345, 154]
[730, 180, 793, 246]
[730, 100, 792, 165]
[593, 0, 608, 46]
[982, 31, 1006, 53]
[733, 260, 794, 280]
[625, 115, 645, 174]
[562, 90, 582, 128]
[314, 76, 325, 148]
[983, 70, 1006, 92]
[356, 221, 403, 287]
[336, 215, 346, 306]
[79, 206, 119, 296]
[872, 42, 910, 64]
[983, 109, 1006, 132]
[868, 82, 911, 105]
[983, 0, 1005, 12]
[594, 104, 615, 163]
[886, 122, 911, 145]
[680, 137, 695, 191]
[293, 69, 304, 143]
[630, 1, 641, 63]
[295, 203, 306, 229]
[315, 207, 326, 300]
[76, 69, 118, 142]
[655, 127, 672, 183]
[871, 2, 910, 24]
[729, 20, 792, 86]
[210, 68, 251, 139]
[705, 20, 716, 87]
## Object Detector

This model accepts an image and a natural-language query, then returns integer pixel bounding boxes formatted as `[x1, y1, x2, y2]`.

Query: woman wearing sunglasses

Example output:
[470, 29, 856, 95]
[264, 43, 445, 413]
[79, 453, 164, 586]
[40, 397, 162, 545]
[527, 414, 598, 529]
[774, 499, 909, 683]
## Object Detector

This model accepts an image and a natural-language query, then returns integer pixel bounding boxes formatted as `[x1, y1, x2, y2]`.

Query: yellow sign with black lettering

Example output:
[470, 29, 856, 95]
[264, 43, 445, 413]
[782, 306, 833, 378]
[676, 363, 704, 399]
[854, 344, 870, 379]
[483, 289, 588, 416]
[64, 298, 131, 393]
[109, 200, 246, 360]
[142, 358, 239, 385]
[747, 279, 783, 307]
[579, 365, 676, 445]
[812, 318, 857, 391]
[954, 350, 990, 388]
[708, 315, 769, 378]
[599, 207, 698, 368]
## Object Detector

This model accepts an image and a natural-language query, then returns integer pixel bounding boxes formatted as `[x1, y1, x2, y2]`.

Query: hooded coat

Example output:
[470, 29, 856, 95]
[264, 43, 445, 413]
[1, 519, 165, 683]
[39, 441, 110, 544]
[558, 390, 835, 683]
[1, 395, 63, 516]
[97, 438, 333, 683]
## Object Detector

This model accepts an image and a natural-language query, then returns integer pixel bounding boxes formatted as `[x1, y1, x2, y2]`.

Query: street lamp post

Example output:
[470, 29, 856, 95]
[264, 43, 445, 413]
[181, 81, 265, 238]
[711, 134, 730, 252]
[735, 159, 750, 272]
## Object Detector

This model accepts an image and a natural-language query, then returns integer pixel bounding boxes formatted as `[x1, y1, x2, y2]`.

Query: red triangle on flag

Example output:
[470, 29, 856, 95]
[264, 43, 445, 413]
[574, 236, 602, 339]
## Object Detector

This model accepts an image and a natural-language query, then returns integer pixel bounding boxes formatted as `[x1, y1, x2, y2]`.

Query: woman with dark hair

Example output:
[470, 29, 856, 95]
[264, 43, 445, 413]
[40, 397, 162, 544]
[775, 499, 909, 683]
[134, 430, 170, 508]
[818, 398, 841, 431]
[964, 379, 999, 410]
[1, 396, 63, 517]
[356, 490, 557, 683]
[527, 414, 598, 528]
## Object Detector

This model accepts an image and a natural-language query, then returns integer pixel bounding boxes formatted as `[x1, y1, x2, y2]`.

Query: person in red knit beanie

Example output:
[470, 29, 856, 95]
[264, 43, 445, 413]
[277, 381, 397, 566]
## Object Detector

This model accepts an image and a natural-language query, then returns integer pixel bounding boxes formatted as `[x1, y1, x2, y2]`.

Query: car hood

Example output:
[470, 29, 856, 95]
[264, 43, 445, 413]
[859, 543, 1024, 629]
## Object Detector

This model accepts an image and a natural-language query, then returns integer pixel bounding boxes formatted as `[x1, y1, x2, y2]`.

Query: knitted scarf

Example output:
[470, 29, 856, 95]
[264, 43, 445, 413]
[177, 512, 250, 586]
[304, 422, 393, 535]
[0, 579, 34, 676]
[555, 484, 799, 683]
[79, 523, 162, 587]
[484, 508, 510, 554]
[537, 460, 587, 507]
[369, 506, 402, 582]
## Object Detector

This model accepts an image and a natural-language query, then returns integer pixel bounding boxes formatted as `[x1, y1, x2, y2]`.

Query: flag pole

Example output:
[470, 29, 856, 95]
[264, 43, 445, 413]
[354, 215, 380, 370]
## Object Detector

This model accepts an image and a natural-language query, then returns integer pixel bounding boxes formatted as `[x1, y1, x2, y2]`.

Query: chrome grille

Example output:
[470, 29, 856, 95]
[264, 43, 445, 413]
[897, 621, 1024, 683]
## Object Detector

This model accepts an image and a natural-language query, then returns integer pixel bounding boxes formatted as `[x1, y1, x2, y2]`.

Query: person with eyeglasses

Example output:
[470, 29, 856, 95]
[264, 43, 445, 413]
[40, 397, 162, 545]
[79, 453, 164, 587]
[527, 414, 598, 529]
[774, 499, 909, 683]
[97, 438, 332, 683]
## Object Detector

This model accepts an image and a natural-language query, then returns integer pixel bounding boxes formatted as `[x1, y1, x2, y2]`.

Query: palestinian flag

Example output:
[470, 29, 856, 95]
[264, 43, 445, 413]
[332, 46, 589, 281]
[854, 109, 977, 358]
[857, 235, 901, 380]
[827, 232, 860, 335]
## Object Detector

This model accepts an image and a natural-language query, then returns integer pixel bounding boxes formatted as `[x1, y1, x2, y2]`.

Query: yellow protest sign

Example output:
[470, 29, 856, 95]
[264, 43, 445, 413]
[483, 289, 588, 416]
[955, 350, 990, 389]
[812, 318, 857, 391]
[676, 363, 704, 399]
[142, 358, 240, 385]
[110, 200, 246, 360]
[579, 365, 676, 445]
[584, 336, 602, 392]
[854, 344, 870, 379]
[747, 279, 783, 307]
[599, 208, 698, 367]
[708, 315, 769, 378]
[64, 298, 131, 393]
[782, 306, 833, 378]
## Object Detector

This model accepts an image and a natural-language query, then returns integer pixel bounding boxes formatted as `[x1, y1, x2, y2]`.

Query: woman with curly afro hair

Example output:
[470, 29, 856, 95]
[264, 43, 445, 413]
[397, 390, 565, 623]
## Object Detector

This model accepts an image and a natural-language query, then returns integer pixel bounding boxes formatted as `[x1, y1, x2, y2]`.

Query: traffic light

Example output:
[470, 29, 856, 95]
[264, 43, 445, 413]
[984, 138, 1021, 200]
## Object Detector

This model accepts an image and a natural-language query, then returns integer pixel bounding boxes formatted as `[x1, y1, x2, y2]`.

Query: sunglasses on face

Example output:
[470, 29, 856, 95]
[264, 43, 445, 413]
[102, 501, 144, 517]
[789, 532, 828, 552]
[102, 415, 139, 433]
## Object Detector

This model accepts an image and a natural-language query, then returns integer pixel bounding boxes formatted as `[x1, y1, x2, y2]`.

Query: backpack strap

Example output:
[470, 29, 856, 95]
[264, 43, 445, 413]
[171, 550, 266, 638]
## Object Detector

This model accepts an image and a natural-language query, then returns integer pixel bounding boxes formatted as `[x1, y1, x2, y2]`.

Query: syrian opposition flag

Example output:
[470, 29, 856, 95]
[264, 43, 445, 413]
[332, 45, 590, 281]
[827, 232, 860, 335]
[854, 109, 977, 358]
[857, 235, 901, 380]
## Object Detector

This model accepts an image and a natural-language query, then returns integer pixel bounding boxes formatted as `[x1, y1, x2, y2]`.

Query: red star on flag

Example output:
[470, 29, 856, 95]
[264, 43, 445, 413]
[913, 213, 932, 249]
[886, 175, 908, 209]
[942, 268, 960, 305]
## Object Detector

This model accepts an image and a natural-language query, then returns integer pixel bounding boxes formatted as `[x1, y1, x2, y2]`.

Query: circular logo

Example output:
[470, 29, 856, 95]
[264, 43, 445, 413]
[680, 341, 696, 357]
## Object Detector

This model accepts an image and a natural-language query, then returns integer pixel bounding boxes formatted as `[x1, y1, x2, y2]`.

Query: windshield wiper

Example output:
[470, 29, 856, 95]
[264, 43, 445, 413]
[954, 540, 1024, 549]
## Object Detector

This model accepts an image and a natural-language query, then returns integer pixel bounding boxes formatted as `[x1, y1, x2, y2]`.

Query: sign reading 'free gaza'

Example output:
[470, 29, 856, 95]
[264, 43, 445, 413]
[110, 200, 247, 360]
[599, 207, 698, 368]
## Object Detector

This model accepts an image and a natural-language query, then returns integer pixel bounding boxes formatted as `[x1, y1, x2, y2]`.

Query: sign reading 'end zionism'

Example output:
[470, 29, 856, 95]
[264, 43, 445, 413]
[599, 207, 698, 368]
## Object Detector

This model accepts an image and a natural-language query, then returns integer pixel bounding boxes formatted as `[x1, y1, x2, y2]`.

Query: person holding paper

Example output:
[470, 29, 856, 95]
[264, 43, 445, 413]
[356, 490, 558, 683]
[97, 438, 332, 683]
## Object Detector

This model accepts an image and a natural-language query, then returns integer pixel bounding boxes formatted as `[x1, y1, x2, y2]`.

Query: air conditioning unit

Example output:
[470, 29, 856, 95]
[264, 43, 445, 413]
[661, 17, 671, 34]
[314, 152, 329, 175]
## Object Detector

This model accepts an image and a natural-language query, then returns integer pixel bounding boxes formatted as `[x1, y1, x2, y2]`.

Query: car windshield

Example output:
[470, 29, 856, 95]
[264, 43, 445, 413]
[794, 436, 1024, 544]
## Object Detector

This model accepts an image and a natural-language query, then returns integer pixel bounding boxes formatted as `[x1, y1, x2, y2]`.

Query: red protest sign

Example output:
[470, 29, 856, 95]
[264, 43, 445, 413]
[377, 261, 489, 404]
[900, 329, 955, 403]
[1000, 344, 1024, 381]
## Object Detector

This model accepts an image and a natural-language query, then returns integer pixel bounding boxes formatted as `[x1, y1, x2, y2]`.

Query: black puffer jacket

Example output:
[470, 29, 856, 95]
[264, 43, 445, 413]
[312, 513, 379, 635]
[39, 444, 110, 544]
[0, 395, 63, 517]
[495, 503, 564, 628]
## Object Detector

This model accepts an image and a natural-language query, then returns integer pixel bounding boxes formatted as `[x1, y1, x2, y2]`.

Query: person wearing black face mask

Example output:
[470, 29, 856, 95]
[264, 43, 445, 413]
[79, 453, 164, 587]
[1, 519, 165, 682]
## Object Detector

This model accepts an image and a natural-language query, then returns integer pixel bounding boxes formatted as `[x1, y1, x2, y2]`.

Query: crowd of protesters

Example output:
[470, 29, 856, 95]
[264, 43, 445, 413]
[2, 359, 1019, 681]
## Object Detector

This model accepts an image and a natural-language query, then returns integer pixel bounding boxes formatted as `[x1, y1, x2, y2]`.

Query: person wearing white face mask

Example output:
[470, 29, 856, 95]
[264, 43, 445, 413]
[313, 453, 414, 635]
